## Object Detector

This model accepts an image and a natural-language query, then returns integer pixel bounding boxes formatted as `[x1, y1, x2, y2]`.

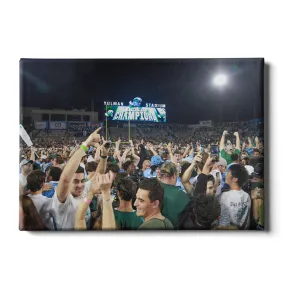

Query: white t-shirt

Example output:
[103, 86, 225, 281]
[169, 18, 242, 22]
[245, 165, 254, 175]
[43, 187, 91, 230]
[19, 173, 27, 188]
[219, 189, 251, 229]
[28, 193, 54, 230]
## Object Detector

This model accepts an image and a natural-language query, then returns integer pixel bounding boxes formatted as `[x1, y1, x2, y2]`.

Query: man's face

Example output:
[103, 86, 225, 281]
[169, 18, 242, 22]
[108, 170, 117, 181]
[156, 167, 161, 179]
[253, 151, 260, 157]
[143, 161, 151, 170]
[71, 173, 85, 197]
[174, 153, 182, 163]
[127, 163, 136, 175]
[218, 165, 226, 173]
[134, 188, 155, 218]
[22, 163, 33, 175]
[241, 159, 246, 166]
[206, 181, 215, 195]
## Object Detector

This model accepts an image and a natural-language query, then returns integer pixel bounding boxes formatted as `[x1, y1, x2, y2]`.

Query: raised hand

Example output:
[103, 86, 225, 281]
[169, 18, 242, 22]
[193, 154, 202, 165]
[234, 132, 239, 137]
[84, 127, 102, 147]
[223, 130, 228, 136]
[95, 173, 113, 193]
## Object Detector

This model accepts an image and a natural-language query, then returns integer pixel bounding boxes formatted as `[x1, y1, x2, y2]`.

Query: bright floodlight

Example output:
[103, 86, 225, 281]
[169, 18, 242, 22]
[213, 74, 227, 86]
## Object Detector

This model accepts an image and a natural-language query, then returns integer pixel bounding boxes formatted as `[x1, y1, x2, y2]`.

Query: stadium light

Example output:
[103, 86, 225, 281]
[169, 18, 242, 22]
[213, 74, 227, 87]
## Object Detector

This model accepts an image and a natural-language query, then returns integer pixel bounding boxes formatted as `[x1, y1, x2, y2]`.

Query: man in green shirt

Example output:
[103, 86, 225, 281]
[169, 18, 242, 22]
[219, 130, 241, 165]
[134, 178, 173, 230]
[159, 162, 191, 229]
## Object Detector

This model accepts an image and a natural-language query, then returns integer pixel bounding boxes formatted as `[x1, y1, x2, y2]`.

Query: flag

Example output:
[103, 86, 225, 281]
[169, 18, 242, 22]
[19, 124, 33, 147]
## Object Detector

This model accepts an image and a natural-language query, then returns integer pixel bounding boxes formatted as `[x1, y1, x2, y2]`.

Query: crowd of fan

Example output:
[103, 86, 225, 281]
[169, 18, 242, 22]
[19, 122, 264, 231]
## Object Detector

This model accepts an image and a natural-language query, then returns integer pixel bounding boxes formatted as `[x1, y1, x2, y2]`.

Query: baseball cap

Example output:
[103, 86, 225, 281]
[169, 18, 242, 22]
[216, 158, 227, 167]
[252, 163, 264, 178]
[150, 155, 163, 167]
[160, 162, 177, 177]
[19, 159, 33, 168]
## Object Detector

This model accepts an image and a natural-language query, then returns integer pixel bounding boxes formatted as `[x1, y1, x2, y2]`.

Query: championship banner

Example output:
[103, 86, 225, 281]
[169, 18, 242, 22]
[35, 121, 47, 129]
[105, 106, 166, 123]
[50, 121, 66, 130]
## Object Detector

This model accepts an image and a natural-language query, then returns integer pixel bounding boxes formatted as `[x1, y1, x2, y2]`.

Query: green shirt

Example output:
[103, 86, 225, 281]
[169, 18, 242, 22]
[221, 149, 240, 165]
[139, 218, 174, 230]
[160, 182, 191, 229]
[114, 209, 144, 230]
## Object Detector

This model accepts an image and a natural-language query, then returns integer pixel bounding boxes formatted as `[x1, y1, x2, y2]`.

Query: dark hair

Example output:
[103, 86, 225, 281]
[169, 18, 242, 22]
[180, 162, 191, 178]
[249, 156, 264, 168]
[122, 160, 133, 171]
[106, 163, 120, 174]
[228, 164, 249, 187]
[117, 178, 137, 201]
[197, 152, 209, 171]
[27, 170, 46, 192]
[48, 167, 62, 182]
[253, 148, 260, 154]
[231, 153, 239, 162]
[55, 155, 64, 164]
[178, 194, 221, 230]
[242, 157, 249, 165]
[19, 195, 45, 230]
[75, 166, 85, 174]
[207, 174, 215, 185]
[174, 150, 182, 155]
[139, 178, 164, 209]
[85, 161, 98, 173]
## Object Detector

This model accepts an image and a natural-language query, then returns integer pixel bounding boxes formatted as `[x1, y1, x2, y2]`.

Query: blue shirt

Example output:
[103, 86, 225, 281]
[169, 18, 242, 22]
[143, 168, 157, 178]
[42, 181, 58, 198]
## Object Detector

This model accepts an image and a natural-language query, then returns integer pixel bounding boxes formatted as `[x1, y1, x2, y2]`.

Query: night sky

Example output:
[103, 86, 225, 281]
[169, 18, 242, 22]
[20, 58, 264, 124]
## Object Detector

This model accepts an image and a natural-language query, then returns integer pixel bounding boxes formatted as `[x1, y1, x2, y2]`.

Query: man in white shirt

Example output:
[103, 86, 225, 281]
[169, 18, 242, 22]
[19, 159, 33, 194]
[44, 127, 108, 230]
[219, 164, 251, 229]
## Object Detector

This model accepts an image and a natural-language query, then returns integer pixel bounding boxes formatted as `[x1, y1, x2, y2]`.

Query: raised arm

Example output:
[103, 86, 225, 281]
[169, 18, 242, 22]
[219, 130, 227, 153]
[57, 128, 101, 202]
[94, 142, 110, 176]
[254, 137, 260, 149]
[98, 173, 116, 230]
[167, 142, 175, 163]
[194, 156, 215, 195]
[248, 137, 253, 149]
[234, 132, 240, 151]
[75, 178, 101, 230]
[30, 146, 36, 162]
[182, 144, 190, 158]
[181, 154, 202, 195]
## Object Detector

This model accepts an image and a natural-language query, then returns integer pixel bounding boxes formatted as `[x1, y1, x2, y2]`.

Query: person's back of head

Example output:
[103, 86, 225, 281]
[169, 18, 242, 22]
[85, 161, 98, 174]
[178, 194, 221, 230]
[231, 153, 239, 162]
[106, 162, 120, 175]
[117, 177, 137, 201]
[48, 166, 62, 182]
[19, 195, 45, 230]
[227, 164, 249, 188]
[27, 170, 46, 192]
